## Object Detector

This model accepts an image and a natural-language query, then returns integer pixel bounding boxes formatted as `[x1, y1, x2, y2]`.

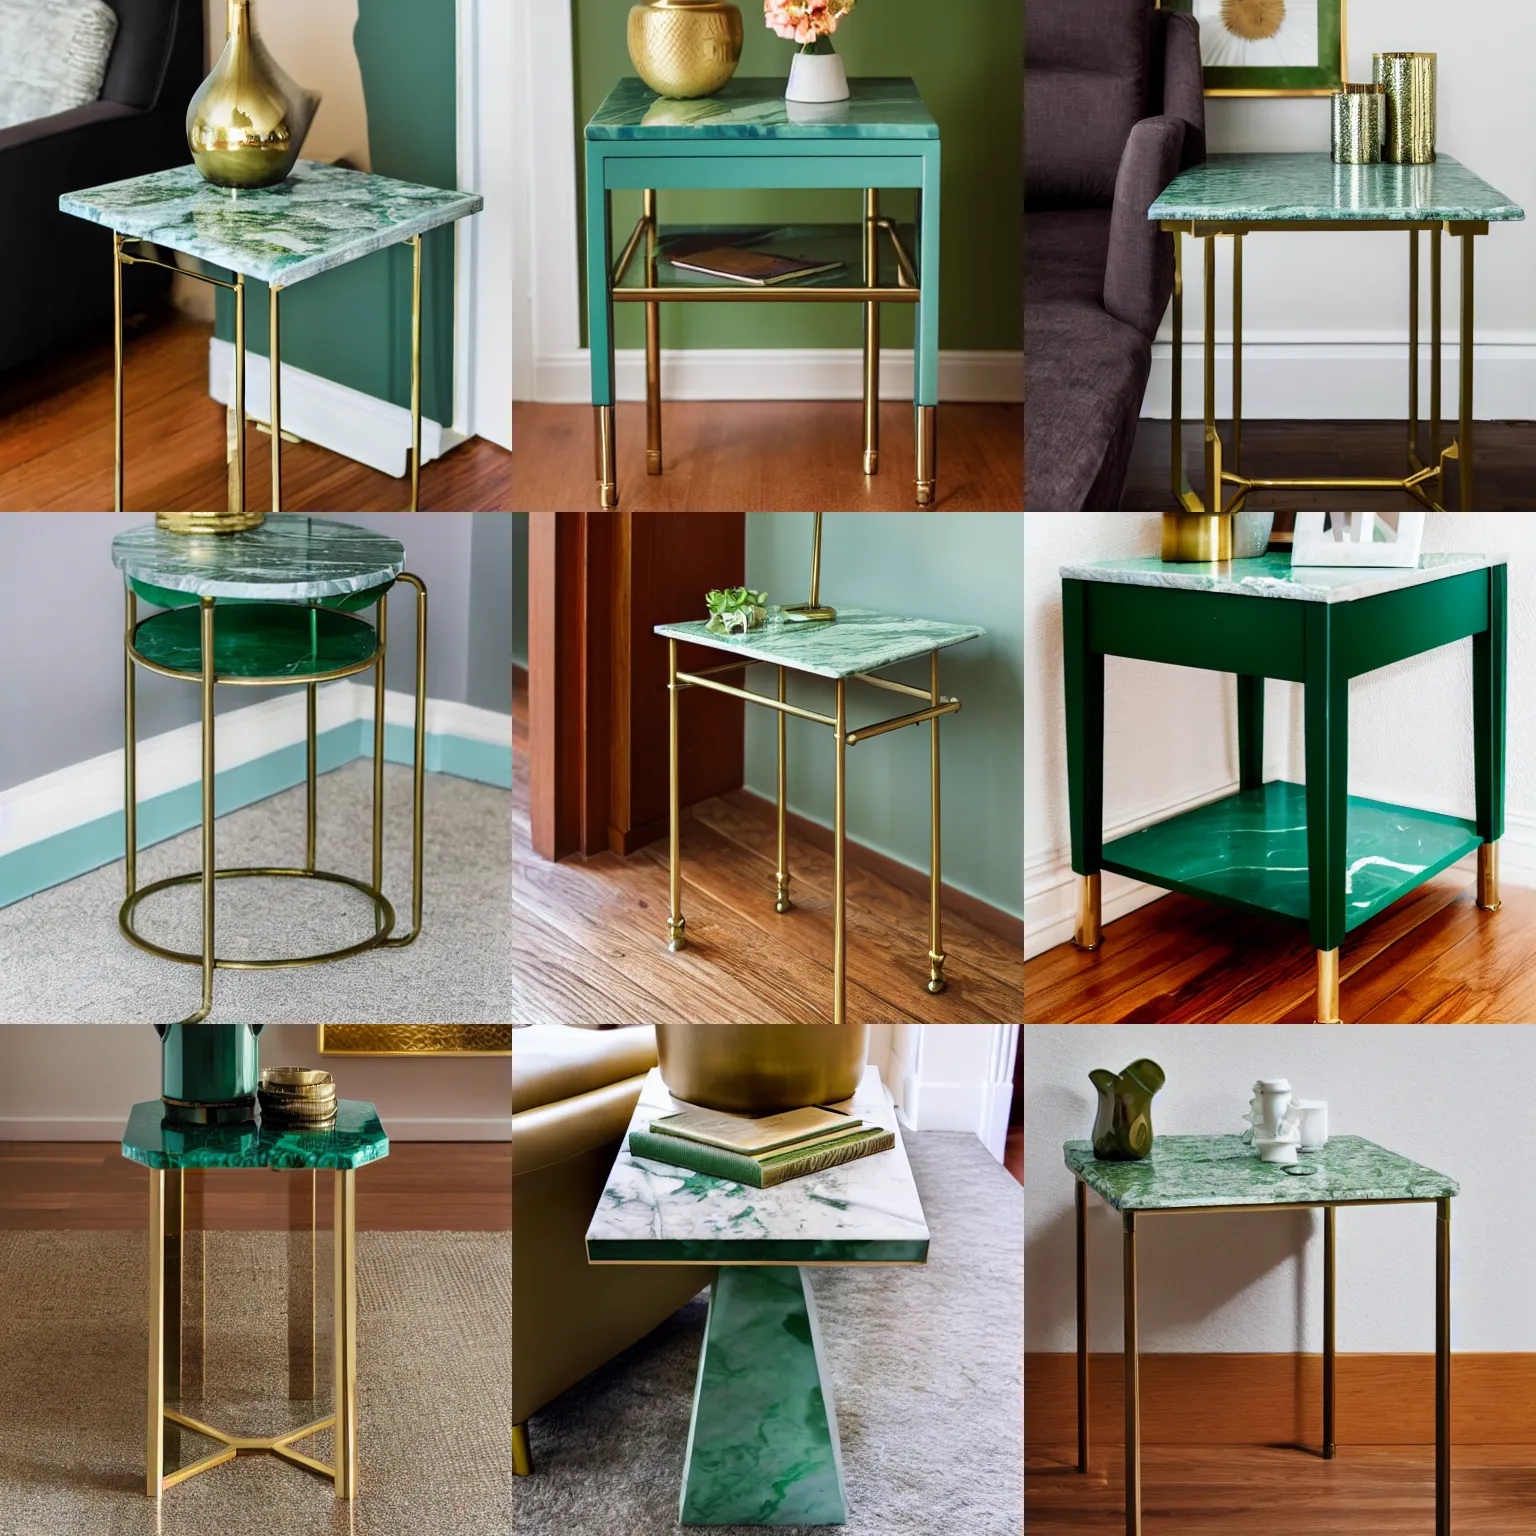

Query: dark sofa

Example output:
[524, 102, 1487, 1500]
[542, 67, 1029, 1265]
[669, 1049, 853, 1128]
[1025, 0, 1205, 509]
[0, 0, 203, 374]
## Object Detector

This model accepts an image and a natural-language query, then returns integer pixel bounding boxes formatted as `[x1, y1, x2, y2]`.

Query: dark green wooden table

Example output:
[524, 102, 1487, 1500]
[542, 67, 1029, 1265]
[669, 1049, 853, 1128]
[1060, 552, 1507, 1022]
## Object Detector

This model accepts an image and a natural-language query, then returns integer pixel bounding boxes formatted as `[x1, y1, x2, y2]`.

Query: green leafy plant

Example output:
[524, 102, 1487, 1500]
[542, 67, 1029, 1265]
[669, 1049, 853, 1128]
[705, 587, 769, 635]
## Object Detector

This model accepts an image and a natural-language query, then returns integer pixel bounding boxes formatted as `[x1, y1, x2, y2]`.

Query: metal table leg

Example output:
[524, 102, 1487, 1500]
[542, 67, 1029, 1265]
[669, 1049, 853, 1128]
[775, 664, 792, 913]
[667, 638, 686, 952]
[833, 676, 847, 1026]
[381, 573, 429, 948]
[644, 189, 662, 476]
[147, 1169, 165, 1497]
[863, 188, 880, 476]
[289, 1170, 317, 1401]
[1323, 1204, 1336, 1459]
[1123, 1210, 1140, 1536]
[409, 233, 423, 512]
[334, 1168, 358, 1499]
[927, 649, 946, 993]
[1076, 1179, 1089, 1474]
[1436, 1196, 1450, 1536]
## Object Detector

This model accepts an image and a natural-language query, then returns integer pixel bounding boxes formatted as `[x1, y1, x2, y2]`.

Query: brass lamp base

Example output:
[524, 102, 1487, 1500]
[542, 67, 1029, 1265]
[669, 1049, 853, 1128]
[782, 604, 836, 623]
[1161, 512, 1232, 563]
[156, 512, 267, 534]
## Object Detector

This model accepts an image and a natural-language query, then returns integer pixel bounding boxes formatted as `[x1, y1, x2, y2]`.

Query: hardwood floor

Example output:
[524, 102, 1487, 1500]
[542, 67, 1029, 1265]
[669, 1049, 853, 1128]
[1025, 872, 1536, 1023]
[511, 400, 1023, 510]
[513, 676, 1022, 1024]
[0, 312, 512, 511]
[1028, 1444, 1536, 1533]
[0, 1141, 510, 1230]
[1122, 417, 1536, 510]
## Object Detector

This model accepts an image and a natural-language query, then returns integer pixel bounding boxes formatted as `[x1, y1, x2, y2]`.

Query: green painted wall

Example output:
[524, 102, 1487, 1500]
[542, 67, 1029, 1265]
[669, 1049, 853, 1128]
[744, 512, 1022, 918]
[573, 0, 1022, 353]
[512, 511, 528, 668]
[214, 0, 457, 424]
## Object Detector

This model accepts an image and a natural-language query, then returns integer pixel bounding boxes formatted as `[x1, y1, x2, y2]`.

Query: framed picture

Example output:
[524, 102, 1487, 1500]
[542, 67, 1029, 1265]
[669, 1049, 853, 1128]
[1291, 513, 1426, 568]
[1159, 0, 1347, 97]
[318, 1025, 512, 1057]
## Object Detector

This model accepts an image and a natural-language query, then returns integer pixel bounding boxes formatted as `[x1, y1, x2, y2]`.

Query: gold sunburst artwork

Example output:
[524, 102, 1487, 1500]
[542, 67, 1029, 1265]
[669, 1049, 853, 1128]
[1221, 0, 1285, 41]
[1193, 0, 1318, 68]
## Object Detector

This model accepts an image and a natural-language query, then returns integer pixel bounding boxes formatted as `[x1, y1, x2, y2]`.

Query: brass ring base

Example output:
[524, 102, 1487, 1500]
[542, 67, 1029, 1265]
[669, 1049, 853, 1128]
[782, 604, 836, 624]
[120, 868, 397, 969]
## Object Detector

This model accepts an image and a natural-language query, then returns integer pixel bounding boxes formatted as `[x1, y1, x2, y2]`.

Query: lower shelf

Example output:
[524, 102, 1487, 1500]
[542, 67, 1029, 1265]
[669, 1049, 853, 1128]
[1099, 780, 1481, 931]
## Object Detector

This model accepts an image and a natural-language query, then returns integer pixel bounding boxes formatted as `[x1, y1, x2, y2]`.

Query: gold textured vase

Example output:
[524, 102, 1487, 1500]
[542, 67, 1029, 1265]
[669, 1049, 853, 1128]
[187, 0, 321, 189]
[627, 0, 743, 100]
[655, 1025, 870, 1114]
[1373, 52, 1437, 165]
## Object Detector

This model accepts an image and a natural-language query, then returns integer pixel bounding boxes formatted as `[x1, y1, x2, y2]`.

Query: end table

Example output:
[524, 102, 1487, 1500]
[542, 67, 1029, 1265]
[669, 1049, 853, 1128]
[1061, 552, 1508, 1022]
[586, 1065, 929, 1526]
[1066, 1133, 1457, 1536]
[585, 78, 941, 507]
[60, 161, 483, 513]
[122, 1096, 390, 1499]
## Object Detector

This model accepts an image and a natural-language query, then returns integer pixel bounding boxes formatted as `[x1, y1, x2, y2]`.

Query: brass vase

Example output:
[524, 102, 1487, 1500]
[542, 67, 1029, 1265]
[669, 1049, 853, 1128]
[187, 0, 321, 190]
[628, 0, 744, 100]
[655, 1024, 870, 1114]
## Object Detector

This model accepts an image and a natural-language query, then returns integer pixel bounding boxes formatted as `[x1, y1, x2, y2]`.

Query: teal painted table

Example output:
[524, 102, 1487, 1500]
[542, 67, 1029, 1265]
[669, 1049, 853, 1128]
[585, 78, 941, 506]
[1066, 1134, 1457, 1536]
[60, 161, 483, 513]
[112, 516, 426, 1025]
[1060, 552, 1508, 1022]
[585, 1066, 928, 1524]
[654, 607, 983, 1022]
[1149, 153, 1524, 512]
[122, 1097, 389, 1499]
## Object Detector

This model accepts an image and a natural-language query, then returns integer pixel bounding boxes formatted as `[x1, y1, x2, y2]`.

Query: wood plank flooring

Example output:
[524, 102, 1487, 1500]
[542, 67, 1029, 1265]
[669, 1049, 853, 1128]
[511, 400, 1023, 510]
[0, 313, 512, 511]
[1028, 1444, 1536, 1533]
[0, 1141, 510, 1230]
[1025, 873, 1536, 1023]
[512, 676, 1022, 1024]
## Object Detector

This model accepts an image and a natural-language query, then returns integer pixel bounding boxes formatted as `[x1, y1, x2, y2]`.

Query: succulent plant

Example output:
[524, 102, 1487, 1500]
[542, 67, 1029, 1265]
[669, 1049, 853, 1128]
[705, 587, 768, 635]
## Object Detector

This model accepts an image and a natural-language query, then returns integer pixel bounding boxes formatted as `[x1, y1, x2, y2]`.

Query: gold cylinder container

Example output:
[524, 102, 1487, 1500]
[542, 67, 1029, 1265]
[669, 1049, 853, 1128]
[1160, 512, 1232, 562]
[187, 0, 321, 189]
[156, 511, 266, 533]
[1331, 83, 1385, 165]
[1373, 52, 1436, 165]
[627, 0, 744, 100]
[655, 1024, 870, 1114]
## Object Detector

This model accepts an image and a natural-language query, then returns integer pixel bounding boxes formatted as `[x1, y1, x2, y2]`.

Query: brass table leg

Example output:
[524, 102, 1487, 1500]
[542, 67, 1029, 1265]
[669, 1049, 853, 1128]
[1202, 234, 1222, 517]
[147, 1169, 165, 1497]
[333, 1168, 358, 1499]
[1315, 947, 1341, 1024]
[270, 283, 283, 513]
[1123, 1210, 1140, 1536]
[513, 1422, 533, 1476]
[1431, 227, 1443, 471]
[1436, 1196, 1450, 1536]
[1478, 841, 1501, 911]
[183, 598, 217, 1026]
[125, 588, 137, 899]
[288, 1170, 317, 1401]
[667, 638, 686, 951]
[1409, 230, 1420, 471]
[927, 649, 946, 993]
[305, 679, 318, 874]
[381, 574, 428, 948]
[1232, 231, 1243, 483]
[1459, 230, 1474, 510]
[775, 665, 791, 913]
[1170, 229, 1190, 508]
[409, 233, 423, 512]
[595, 404, 618, 508]
[833, 676, 847, 1025]
[915, 404, 935, 505]
[232, 272, 246, 518]
[644, 189, 662, 475]
[371, 593, 388, 924]
[1076, 1179, 1089, 1475]
[1323, 1204, 1336, 1459]
[1074, 872, 1102, 951]
[863, 188, 880, 476]
[114, 232, 125, 512]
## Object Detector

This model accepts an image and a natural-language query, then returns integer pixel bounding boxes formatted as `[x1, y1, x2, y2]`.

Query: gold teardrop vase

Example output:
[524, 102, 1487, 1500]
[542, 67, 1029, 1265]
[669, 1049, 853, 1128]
[627, 0, 744, 100]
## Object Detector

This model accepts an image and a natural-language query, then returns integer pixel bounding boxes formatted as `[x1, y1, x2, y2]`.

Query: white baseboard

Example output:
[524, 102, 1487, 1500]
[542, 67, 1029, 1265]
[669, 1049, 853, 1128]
[208, 338, 461, 478]
[1142, 335, 1536, 422]
[0, 1115, 511, 1141]
[532, 346, 1023, 404]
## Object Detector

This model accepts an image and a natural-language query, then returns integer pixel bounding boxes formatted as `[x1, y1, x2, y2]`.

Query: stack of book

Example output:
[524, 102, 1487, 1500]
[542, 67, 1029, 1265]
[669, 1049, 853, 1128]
[627, 1104, 895, 1188]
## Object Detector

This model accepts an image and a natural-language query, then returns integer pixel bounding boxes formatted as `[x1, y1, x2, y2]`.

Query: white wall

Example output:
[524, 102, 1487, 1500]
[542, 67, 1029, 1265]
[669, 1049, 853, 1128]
[883, 1024, 1019, 1163]
[1025, 512, 1536, 959]
[1026, 1025, 1534, 1354]
[1143, 0, 1536, 421]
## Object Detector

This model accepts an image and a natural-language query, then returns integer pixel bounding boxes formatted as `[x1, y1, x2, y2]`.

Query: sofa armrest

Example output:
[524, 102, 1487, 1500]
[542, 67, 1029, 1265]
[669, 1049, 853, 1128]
[0, 99, 139, 157]
[1159, 8, 1207, 170]
[1103, 114, 1186, 341]
[512, 1075, 647, 1177]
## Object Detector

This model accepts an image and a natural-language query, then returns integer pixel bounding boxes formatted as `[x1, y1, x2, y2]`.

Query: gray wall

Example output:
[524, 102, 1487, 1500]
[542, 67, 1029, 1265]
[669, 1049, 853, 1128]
[511, 511, 527, 668]
[0, 514, 512, 793]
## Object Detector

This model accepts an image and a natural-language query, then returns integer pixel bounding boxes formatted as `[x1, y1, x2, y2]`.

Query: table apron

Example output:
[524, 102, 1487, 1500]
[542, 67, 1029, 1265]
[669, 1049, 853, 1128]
[599, 151, 932, 191]
[1159, 219, 1493, 236]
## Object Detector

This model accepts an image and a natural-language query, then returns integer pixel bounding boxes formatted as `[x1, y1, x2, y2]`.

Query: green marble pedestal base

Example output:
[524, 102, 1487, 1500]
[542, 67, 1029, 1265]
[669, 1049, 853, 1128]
[680, 1266, 847, 1526]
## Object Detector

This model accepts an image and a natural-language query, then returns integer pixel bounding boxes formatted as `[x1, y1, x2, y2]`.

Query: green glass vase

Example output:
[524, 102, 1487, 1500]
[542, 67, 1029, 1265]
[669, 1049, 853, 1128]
[1089, 1058, 1165, 1161]
[159, 1022, 264, 1125]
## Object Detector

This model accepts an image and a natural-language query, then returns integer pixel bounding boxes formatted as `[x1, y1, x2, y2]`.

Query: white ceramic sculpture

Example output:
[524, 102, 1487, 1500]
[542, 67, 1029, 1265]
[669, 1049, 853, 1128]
[1291, 512, 1426, 567]
[1295, 1100, 1329, 1151]
[1242, 1078, 1305, 1163]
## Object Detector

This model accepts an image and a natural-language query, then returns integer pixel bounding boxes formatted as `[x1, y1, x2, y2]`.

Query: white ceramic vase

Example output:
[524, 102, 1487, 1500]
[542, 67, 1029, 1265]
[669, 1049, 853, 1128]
[786, 50, 849, 103]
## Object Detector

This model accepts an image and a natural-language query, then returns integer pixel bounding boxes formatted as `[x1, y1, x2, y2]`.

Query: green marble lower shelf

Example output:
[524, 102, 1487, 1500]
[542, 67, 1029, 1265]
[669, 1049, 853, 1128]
[616, 223, 916, 295]
[1099, 780, 1480, 932]
[133, 602, 381, 681]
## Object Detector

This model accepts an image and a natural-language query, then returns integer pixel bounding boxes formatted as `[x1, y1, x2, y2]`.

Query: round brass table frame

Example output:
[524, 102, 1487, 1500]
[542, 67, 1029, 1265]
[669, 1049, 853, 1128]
[122, 574, 428, 1023]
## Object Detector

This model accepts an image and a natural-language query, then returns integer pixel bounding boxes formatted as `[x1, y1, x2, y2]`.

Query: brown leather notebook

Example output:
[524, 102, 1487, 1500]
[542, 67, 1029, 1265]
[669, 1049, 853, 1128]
[666, 246, 844, 286]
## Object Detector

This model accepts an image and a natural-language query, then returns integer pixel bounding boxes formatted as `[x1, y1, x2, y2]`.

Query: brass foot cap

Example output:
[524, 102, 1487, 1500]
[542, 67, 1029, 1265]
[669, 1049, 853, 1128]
[775, 897, 792, 914]
[915, 482, 934, 506]
[1478, 899, 1503, 913]
[1071, 935, 1103, 952]
[667, 939, 687, 953]
[598, 482, 618, 508]
[863, 450, 879, 475]
[646, 450, 662, 475]
[926, 977, 947, 995]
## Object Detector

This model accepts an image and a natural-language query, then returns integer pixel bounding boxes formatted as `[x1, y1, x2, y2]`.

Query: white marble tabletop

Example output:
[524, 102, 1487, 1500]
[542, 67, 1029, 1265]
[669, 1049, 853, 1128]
[585, 1066, 930, 1265]
[1059, 551, 1505, 604]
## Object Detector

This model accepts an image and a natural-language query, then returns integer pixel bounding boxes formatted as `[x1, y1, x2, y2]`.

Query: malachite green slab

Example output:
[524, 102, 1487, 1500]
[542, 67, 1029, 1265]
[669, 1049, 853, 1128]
[133, 602, 380, 681]
[1059, 551, 1505, 604]
[586, 1068, 929, 1265]
[112, 513, 404, 600]
[128, 575, 389, 612]
[617, 222, 915, 293]
[587, 77, 937, 140]
[122, 1098, 388, 1170]
[1149, 153, 1524, 224]
[681, 1265, 847, 1526]
[59, 161, 483, 287]
[1065, 1134, 1457, 1210]
[1100, 780, 1480, 932]
[654, 607, 983, 680]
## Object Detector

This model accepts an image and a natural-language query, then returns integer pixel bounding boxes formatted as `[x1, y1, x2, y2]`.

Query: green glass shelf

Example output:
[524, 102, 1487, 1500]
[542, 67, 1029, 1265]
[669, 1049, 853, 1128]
[132, 602, 380, 681]
[1100, 780, 1480, 932]
[122, 1098, 388, 1171]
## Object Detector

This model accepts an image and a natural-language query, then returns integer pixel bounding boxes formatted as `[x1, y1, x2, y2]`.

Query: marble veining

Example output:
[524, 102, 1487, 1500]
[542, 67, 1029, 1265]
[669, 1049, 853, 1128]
[122, 1097, 388, 1171]
[1066, 1134, 1457, 1209]
[654, 607, 983, 680]
[587, 77, 937, 140]
[1150, 152, 1524, 224]
[112, 514, 404, 600]
[60, 161, 482, 287]
[133, 604, 381, 680]
[1060, 550, 1503, 604]
[585, 1066, 930, 1264]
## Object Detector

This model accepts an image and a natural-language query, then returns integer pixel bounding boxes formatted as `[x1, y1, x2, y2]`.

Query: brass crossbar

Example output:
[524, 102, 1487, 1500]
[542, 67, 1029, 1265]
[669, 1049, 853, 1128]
[845, 697, 960, 745]
[674, 667, 957, 742]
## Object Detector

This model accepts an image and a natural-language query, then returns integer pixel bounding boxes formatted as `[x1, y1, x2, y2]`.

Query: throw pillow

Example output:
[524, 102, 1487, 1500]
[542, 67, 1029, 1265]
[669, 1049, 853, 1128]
[0, 0, 119, 133]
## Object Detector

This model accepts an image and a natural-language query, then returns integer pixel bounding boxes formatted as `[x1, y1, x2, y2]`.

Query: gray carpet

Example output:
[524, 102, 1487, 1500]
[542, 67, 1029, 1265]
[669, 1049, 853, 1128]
[513, 1131, 1024, 1535]
[0, 1229, 509, 1536]
[0, 762, 512, 1023]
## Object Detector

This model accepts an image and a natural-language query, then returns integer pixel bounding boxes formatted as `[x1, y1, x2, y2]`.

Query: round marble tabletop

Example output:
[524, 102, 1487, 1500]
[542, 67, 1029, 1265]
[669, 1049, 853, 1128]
[111, 514, 405, 601]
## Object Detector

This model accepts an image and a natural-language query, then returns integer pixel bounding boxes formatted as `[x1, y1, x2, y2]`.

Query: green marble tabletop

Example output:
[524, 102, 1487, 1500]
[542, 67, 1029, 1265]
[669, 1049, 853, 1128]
[60, 161, 483, 287]
[587, 76, 938, 140]
[654, 607, 984, 679]
[1059, 551, 1504, 604]
[1065, 1134, 1457, 1210]
[586, 1067, 929, 1264]
[112, 514, 403, 601]
[1150, 153, 1525, 225]
[122, 1098, 388, 1171]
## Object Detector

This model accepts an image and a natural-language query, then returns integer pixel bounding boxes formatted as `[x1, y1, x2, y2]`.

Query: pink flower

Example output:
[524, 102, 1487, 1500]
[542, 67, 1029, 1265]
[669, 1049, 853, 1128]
[764, 0, 852, 46]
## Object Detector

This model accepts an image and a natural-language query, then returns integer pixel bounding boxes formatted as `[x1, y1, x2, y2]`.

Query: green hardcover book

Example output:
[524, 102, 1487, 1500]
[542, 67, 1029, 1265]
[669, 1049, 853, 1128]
[628, 1125, 896, 1188]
